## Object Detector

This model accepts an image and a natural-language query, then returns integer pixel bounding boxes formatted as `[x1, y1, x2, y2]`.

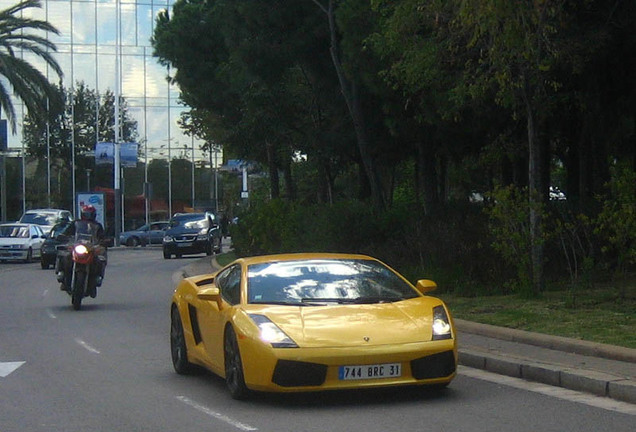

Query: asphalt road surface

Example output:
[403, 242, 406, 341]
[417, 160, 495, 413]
[1, 248, 633, 431]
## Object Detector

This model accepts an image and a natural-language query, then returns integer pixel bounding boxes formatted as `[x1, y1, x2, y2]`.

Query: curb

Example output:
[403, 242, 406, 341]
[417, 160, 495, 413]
[455, 319, 636, 363]
[458, 348, 636, 404]
[455, 320, 636, 404]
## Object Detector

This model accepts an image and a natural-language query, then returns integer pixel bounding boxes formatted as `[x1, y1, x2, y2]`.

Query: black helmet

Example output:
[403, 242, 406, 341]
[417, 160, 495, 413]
[80, 205, 97, 221]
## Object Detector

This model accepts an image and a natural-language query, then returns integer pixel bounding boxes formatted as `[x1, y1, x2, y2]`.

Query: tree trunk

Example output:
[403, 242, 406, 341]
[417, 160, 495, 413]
[525, 90, 544, 296]
[265, 140, 280, 199]
[321, 0, 385, 211]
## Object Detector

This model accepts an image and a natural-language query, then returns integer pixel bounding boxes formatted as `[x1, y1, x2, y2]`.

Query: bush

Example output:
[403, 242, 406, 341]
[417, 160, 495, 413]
[231, 199, 503, 296]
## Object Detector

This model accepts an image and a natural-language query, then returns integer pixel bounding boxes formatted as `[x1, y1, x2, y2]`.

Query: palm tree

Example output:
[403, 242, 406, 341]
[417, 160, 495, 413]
[0, 0, 63, 132]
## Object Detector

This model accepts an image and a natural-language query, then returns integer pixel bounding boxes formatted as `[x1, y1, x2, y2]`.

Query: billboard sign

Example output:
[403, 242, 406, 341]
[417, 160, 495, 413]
[76, 192, 106, 228]
[95, 142, 138, 167]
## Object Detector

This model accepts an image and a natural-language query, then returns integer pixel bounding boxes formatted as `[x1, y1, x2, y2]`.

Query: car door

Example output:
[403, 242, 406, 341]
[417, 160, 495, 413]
[148, 222, 168, 244]
[197, 264, 242, 371]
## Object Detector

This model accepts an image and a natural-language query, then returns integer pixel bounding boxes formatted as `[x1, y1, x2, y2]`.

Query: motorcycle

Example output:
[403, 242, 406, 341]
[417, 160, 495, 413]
[56, 232, 106, 310]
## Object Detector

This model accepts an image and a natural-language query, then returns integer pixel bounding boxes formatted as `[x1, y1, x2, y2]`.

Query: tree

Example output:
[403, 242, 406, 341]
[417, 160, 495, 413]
[0, 0, 63, 131]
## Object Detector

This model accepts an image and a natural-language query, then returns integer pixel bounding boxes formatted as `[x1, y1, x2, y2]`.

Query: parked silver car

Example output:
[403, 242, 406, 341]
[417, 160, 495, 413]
[119, 221, 169, 246]
[19, 208, 73, 235]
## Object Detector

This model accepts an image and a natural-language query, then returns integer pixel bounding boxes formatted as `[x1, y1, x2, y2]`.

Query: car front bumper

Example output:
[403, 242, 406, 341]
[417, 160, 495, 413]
[237, 338, 457, 393]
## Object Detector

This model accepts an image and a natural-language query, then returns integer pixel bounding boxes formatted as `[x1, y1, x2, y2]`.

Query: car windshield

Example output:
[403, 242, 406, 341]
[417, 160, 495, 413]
[49, 224, 71, 238]
[20, 212, 57, 226]
[0, 225, 30, 238]
[170, 214, 208, 229]
[247, 259, 419, 305]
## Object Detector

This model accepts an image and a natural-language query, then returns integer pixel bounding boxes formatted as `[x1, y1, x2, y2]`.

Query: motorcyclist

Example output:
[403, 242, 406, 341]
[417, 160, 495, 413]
[55, 205, 107, 296]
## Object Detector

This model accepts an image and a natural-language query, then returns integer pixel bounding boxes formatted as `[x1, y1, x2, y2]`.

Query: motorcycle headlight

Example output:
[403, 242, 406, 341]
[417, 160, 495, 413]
[74, 244, 89, 255]
[432, 305, 452, 340]
[249, 314, 298, 348]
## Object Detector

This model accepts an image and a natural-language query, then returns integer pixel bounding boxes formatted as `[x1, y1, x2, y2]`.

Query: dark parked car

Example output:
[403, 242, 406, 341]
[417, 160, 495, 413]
[162, 212, 222, 259]
[40, 221, 73, 269]
[119, 221, 169, 246]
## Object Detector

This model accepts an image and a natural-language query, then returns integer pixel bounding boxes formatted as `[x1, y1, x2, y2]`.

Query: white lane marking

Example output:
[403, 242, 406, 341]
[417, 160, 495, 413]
[0, 361, 25, 377]
[74, 338, 101, 354]
[176, 395, 258, 431]
[460, 366, 636, 415]
[47, 308, 57, 319]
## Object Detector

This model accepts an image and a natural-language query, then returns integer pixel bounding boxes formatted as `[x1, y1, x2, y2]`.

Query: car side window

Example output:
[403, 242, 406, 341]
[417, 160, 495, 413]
[216, 264, 242, 305]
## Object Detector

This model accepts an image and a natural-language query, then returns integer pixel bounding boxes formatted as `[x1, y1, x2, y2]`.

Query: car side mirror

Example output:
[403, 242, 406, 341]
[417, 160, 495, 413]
[197, 287, 222, 307]
[415, 279, 437, 294]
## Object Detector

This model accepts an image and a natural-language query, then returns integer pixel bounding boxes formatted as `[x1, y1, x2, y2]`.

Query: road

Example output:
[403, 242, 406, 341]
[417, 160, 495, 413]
[1, 248, 633, 431]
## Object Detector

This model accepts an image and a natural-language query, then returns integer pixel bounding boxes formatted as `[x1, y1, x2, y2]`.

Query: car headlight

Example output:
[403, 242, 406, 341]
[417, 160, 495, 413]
[432, 305, 452, 340]
[163, 235, 173, 242]
[249, 314, 298, 348]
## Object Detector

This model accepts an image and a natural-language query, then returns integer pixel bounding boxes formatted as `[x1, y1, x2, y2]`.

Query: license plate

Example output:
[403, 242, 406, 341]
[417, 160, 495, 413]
[338, 363, 402, 380]
[177, 242, 192, 247]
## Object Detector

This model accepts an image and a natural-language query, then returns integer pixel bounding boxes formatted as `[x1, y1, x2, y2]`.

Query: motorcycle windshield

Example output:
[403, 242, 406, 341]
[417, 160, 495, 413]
[74, 221, 99, 243]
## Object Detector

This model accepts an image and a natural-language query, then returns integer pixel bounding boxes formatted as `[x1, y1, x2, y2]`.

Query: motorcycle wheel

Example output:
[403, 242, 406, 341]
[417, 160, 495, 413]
[71, 270, 87, 311]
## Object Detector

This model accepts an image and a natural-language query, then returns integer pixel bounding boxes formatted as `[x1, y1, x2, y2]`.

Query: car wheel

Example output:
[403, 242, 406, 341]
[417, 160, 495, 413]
[41, 259, 49, 269]
[127, 237, 139, 247]
[224, 326, 250, 400]
[170, 307, 196, 374]
[163, 249, 171, 259]
[205, 242, 213, 256]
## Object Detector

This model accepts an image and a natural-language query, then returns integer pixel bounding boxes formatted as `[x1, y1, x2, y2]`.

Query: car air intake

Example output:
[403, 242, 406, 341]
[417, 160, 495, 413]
[272, 360, 327, 387]
[410, 350, 456, 380]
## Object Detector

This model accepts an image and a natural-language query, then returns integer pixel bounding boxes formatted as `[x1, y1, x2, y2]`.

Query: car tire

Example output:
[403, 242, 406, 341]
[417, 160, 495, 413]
[41, 259, 49, 269]
[224, 326, 250, 400]
[170, 307, 196, 374]
[127, 237, 139, 247]
[163, 249, 171, 259]
[205, 242, 213, 256]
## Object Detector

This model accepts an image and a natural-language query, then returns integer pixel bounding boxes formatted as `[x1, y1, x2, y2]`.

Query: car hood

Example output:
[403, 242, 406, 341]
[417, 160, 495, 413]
[246, 297, 440, 347]
[0, 238, 30, 246]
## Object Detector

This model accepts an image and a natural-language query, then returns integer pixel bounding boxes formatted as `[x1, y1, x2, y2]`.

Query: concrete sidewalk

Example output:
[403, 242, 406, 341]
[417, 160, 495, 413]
[180, 255, 636, 406]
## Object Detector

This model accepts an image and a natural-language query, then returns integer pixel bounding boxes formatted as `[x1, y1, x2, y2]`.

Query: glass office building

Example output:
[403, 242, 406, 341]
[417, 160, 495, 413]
[0, 0, 217, 224]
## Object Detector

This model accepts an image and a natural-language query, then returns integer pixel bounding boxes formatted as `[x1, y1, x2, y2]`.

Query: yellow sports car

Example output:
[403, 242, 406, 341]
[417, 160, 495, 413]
[170, 253, 457, 399]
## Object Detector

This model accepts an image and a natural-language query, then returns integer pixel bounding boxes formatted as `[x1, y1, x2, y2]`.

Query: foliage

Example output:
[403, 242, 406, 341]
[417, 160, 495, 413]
[549, 203, 595, 308]
[153, 0, 636, 297]
[595, 162, 636, 283]
[485, 185, 535, 296]
[0, 0, 63, 132]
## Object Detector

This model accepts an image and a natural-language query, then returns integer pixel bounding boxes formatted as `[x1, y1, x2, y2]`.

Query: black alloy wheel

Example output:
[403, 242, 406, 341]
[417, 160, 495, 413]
[224, 326, 250, 400]
[170, 307, 195, 374]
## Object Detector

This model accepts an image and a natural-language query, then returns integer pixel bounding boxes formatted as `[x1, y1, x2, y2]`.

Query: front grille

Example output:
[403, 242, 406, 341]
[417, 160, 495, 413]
[410, 351, 456, 380]
[272, 360, 327, 387]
